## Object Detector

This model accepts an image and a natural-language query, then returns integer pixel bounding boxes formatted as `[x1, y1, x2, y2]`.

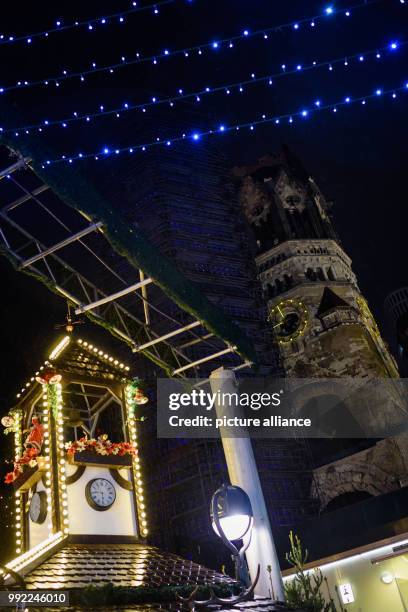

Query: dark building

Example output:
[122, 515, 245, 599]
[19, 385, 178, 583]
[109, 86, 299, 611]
[97, 135, 316, 562]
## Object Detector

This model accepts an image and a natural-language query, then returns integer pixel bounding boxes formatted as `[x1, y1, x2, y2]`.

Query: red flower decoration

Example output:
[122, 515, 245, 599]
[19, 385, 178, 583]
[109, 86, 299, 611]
[35, 366, 62, 385]
[65, 435, 137, 458]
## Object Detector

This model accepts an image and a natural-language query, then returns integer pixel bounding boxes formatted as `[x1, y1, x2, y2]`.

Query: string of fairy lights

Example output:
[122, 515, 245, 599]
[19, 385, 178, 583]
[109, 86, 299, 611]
[13, 412, 23, 555]
[0, 0, 383, 94]
[125, 382, 149, 538]
[1, 39, 402, 135]
[39, 81, 408, 166]
[0, 0, 179, 47]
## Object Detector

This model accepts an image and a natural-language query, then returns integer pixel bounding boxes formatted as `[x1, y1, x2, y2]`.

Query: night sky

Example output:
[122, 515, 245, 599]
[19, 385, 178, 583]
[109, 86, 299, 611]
[0, 0, 407, 485]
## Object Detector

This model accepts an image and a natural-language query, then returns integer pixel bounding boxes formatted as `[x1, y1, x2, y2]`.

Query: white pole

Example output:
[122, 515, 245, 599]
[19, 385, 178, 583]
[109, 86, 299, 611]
[209, 366, 285, 601]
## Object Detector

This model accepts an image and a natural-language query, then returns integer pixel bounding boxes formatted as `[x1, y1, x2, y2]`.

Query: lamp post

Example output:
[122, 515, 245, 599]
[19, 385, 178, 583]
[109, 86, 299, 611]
[178, 484, 261, 608]
[209, 366, 285, 600]
[211, 484, 254, 584]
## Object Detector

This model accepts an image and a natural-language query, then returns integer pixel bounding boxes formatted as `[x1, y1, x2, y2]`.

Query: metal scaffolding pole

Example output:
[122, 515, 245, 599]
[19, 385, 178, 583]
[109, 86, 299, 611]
[134, 320, 202, 351]
[75, 278, 153, 313]
[173, 346, 236, 375]
[20, 222, 103, 268]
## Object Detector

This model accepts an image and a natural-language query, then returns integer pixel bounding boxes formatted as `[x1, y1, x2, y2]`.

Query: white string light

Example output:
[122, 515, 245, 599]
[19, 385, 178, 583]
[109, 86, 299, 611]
[14, 338, 129, 400]
[40, 81, 408, 167]
[42, 386, 54, 537]
[2, 39, 403, 135]
[125, 384, 148, 538]
[54, 382, 69, 535]
[13, 412, 23, 555]
[0, 0, 385, 94]
[6, 532, 66, 573]
[77, 338, 130, 371]
[0, 0, 176, 47]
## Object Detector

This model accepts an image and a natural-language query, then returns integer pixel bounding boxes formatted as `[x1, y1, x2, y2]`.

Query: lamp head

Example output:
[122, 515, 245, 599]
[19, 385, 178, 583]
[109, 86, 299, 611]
[211, 484, 253, 542]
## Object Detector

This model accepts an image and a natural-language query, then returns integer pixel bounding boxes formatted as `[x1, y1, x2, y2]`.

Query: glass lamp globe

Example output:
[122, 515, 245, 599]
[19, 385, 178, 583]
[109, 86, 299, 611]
[211, 484, 253, 542]
[212, 513, 252, 541]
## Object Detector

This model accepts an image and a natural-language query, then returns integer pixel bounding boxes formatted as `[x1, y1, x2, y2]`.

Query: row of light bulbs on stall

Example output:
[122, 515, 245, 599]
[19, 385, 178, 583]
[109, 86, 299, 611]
[77, 338, 130, 371]
[125, 384, 148, 538]
[14, 411, 23, 555]
[15, 337, 130, 400]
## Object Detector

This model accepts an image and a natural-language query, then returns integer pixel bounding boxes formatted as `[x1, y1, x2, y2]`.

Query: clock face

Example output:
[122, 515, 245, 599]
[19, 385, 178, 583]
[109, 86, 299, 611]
[85, 478, 116, 511]
[268, 299, 309, 343]
[29, 491, 47, 524]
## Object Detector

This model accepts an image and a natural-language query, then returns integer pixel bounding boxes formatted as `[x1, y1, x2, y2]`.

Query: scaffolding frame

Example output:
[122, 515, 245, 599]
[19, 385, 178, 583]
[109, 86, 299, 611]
[0, 153, 246, 375]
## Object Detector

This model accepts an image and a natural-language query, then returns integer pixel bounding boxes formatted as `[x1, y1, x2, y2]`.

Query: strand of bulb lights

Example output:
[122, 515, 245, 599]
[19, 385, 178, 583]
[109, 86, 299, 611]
[3, 39, 403, 135]
[0, 0, 177, 47]
[16, 362, 52, 399]
[125, 384, 148, 538]
[14, 412, 23, 555]
[42, 385, 55, 538]
[15, 336, 71, 399]
[41, 81, 408, 167]
[15, 338, 129, 399]
[7, 532, 65, 573]
[0, 0, 384, 94]
[49, 336, 71, 360]
[55, 382, 69, 536]
[77, 338, 130, 371]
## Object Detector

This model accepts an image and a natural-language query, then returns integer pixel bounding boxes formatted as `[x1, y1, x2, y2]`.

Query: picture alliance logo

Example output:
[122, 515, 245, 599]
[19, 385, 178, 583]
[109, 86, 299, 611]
[168, 389, 284, 411]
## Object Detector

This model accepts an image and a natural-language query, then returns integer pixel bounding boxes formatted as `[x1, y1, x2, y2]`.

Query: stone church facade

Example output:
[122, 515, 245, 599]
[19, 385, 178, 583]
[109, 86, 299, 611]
[234, 147, 408, 512]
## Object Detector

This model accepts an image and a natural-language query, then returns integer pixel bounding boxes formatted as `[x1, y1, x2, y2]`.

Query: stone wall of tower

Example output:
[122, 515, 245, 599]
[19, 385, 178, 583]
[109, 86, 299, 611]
[235, 149, 406, 513]
[256, 239, 398, 379]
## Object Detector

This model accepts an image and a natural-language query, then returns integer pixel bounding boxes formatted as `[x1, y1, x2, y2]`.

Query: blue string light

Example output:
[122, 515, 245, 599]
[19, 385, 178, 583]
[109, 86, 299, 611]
[2, 38, 403, 134]
[39, 81, 408, 167]
[0, 0, 384, 94]
[0, 0, 177, 47]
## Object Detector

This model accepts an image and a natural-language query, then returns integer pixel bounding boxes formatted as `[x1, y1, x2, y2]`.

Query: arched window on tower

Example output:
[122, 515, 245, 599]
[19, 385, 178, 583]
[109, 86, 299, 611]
[316, 267, 326, 281]
[284, 274, 294, 290]
[305, 268, 317, 281]
[267, 283, 276, 298]
[327, 267, 336, 281]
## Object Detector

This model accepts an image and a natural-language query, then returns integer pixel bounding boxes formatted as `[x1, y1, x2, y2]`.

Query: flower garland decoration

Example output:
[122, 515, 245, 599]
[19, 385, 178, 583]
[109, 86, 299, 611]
[4, 447, 39, 483]
[4, 416, 44, 484]
[65, 434, 137, 458]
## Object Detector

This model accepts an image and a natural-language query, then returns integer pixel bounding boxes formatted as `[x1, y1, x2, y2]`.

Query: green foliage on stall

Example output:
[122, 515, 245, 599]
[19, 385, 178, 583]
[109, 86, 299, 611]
[285, 532, 337, 612]
[68, 582, 237, 606]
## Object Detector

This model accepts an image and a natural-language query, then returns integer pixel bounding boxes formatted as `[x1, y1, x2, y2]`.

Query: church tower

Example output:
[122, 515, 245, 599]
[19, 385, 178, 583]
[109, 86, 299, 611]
[234, 148, 398, 380]
[234, 149, 408, 513]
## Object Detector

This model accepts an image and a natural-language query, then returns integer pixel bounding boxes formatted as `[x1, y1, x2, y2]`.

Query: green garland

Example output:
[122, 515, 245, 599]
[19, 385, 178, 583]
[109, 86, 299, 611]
[68, 582, 237, 606]
[46, 383, 59, 420]
[0, 102, 258, 372]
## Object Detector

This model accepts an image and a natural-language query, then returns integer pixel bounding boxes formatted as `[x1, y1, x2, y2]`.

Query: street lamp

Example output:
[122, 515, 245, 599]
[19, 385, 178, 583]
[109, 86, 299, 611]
[211, 483, 253, 541]
[211, 483, 255, 585]
[178, 484, 259, 608]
